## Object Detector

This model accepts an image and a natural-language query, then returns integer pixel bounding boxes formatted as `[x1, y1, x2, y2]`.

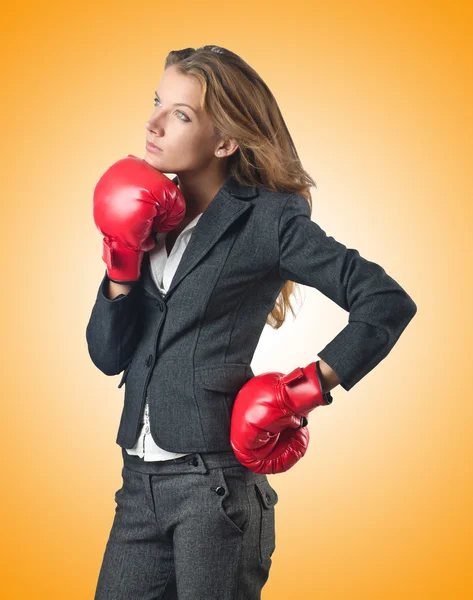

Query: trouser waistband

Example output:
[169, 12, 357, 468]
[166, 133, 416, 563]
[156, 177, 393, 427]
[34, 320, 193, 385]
[121, 446, 247, 475]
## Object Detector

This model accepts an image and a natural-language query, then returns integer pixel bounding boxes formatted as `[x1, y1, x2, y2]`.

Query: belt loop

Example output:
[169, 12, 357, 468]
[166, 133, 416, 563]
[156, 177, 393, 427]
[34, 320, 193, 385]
[193, 453, 209, 474]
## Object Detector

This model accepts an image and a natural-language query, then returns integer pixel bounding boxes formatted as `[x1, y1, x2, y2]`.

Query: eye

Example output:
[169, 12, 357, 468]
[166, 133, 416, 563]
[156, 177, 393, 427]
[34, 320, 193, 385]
[153, 97, 190, 123]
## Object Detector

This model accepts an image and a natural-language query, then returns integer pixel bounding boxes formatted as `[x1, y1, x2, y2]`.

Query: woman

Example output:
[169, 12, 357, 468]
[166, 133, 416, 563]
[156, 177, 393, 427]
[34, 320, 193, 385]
[87, 45, 417, 599]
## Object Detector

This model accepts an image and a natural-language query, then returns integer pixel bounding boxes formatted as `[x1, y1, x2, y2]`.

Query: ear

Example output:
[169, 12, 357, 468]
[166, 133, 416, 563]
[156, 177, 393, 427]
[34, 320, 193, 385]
[217, 138, 239, 158]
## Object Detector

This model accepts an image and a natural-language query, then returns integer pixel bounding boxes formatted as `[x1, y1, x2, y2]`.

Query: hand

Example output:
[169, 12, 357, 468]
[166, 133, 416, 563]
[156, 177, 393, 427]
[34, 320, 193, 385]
[230, 360, 333, 474]
[93, 154, 186, 284]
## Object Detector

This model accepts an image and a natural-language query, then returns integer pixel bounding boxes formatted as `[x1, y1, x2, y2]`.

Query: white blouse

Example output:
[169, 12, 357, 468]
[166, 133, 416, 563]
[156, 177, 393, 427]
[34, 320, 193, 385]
[125, 211, 203, 461]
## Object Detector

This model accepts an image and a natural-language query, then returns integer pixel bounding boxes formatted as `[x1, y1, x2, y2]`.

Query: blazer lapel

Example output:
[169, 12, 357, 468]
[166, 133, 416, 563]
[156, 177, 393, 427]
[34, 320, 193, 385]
[141, 172, 259, 301]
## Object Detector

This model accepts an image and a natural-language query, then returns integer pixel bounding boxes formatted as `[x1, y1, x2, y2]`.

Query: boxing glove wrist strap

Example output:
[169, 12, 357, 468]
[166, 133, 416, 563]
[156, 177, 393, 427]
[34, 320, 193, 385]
[281, 360, 333, 416]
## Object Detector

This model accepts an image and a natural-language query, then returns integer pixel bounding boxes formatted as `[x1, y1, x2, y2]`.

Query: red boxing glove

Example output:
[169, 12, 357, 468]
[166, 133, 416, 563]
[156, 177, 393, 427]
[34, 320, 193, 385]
[230, 360, 333, 474]
[93, 154, 186, 284]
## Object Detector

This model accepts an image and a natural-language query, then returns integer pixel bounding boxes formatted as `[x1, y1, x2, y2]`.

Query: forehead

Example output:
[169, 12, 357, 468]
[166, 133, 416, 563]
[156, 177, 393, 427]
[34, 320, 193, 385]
[157, 66, 204, 112]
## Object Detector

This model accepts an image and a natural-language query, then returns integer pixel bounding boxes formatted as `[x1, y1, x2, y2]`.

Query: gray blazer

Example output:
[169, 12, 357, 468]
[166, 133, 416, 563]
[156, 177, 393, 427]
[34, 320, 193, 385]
[86, 173, 417, 453]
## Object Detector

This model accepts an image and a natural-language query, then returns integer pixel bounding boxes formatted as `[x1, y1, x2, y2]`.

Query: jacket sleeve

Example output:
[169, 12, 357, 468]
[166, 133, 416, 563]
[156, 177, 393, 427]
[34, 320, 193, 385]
[85, 269, 143, 376]
[278, 193, 418, 391]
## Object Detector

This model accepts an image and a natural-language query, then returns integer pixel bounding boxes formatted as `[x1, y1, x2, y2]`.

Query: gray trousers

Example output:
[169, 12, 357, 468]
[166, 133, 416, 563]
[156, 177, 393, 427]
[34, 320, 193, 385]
[94, 447, 278, 599]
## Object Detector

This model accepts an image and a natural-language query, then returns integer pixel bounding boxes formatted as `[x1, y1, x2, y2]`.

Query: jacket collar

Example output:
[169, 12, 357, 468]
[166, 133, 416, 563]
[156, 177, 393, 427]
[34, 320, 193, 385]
[171, 172, 259, 199]
[141, 172, 259, 301]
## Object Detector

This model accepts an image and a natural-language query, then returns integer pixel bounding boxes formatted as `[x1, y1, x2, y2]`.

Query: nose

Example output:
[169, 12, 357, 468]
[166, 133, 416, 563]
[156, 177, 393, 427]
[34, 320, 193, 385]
[145, 108, 165, 134]
[145, 119, 158, 135]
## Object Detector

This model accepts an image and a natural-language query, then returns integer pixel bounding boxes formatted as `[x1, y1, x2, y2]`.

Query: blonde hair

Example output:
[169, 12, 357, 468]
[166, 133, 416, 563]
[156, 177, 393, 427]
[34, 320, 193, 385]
[164, 45, 317, 329]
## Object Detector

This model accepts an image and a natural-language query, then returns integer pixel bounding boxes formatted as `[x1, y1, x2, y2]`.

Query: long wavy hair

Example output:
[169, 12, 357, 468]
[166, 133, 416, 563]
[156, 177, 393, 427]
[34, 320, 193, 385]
[163, 45, 317, 329]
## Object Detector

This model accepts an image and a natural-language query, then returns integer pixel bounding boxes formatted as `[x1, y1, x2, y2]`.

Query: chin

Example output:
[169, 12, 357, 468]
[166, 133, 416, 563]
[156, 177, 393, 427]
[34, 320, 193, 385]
[143, 153, 165, 168]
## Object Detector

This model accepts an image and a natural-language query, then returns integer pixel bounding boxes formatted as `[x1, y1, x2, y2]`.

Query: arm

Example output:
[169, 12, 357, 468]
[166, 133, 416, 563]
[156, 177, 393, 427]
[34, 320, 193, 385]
[107, 279, 134, 299]
[278, 194, 417, 392]
[85, 269, 143, 376]
[317, 359, 341, 393]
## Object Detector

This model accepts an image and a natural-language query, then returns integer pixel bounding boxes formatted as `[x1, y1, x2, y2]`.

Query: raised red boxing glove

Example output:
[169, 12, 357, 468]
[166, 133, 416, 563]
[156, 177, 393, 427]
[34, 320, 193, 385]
[230, 360, 333, 474]
[93, 154, 186, 284]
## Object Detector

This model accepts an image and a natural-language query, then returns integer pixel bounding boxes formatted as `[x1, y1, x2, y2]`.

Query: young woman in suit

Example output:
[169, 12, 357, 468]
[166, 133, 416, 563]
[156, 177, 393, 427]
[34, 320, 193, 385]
[88, 45, 417, 600]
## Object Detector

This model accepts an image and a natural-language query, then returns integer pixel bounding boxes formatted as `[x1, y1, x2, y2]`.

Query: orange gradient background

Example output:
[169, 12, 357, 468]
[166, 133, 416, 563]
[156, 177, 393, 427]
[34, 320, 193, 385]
[2, 1, 472, 598]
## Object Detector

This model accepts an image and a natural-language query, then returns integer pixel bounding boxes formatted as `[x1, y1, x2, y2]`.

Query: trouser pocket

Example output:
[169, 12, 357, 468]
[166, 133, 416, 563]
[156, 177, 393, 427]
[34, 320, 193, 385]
[254, 478, 278, 562]
[211, 466, 252, 535]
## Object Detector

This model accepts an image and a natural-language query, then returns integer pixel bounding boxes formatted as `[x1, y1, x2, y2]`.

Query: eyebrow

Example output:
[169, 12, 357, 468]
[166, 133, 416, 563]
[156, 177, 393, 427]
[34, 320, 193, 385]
[154, 91, 197, 113]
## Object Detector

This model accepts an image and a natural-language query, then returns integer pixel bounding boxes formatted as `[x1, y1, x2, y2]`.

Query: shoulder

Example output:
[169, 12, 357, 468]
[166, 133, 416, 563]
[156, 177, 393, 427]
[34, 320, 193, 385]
[253, 187, 311, 223]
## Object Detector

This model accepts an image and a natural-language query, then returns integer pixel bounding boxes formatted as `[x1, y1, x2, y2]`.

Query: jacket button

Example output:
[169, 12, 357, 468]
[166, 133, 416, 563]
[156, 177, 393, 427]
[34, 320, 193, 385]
[214, 486, 225, 496]
[146, 354, 153, 367]
[265, 492, 271, 502]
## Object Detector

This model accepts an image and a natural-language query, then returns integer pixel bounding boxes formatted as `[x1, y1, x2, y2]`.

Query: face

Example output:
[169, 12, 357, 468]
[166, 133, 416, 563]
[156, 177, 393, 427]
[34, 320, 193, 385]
[144, 65, 223, 173]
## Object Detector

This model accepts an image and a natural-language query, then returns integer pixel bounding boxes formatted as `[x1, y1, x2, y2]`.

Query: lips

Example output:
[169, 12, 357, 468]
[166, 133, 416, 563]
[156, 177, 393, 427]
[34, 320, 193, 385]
[147, 140, 162, 151]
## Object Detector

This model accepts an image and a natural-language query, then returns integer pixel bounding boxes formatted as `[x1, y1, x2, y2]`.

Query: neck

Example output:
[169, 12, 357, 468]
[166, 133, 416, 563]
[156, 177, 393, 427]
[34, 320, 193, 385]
[175, 167, 229, 220]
